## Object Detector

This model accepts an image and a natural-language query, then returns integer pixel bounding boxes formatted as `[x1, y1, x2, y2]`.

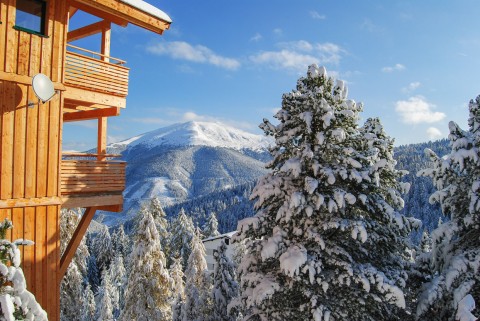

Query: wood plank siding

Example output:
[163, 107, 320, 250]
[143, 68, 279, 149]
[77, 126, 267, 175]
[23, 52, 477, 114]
[0, 0, 67, 319]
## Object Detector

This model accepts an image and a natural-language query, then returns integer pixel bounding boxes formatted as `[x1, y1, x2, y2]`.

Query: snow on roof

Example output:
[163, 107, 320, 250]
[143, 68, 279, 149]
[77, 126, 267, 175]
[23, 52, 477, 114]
[120, 0, 172, 23]
[202, 231, 237, 243]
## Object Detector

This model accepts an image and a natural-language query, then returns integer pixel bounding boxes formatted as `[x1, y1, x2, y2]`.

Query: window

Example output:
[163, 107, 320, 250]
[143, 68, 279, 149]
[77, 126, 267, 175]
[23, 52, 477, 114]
[15, 0, 46, 35]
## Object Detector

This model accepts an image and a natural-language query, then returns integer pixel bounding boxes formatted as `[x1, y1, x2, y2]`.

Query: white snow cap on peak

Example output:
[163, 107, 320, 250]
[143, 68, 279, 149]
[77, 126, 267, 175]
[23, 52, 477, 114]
[308, 64, 327, 78]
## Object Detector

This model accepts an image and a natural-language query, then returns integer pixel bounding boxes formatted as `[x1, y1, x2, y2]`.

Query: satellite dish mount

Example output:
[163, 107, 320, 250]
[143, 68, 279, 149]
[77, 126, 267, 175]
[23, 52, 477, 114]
[31, 73, 57, 107]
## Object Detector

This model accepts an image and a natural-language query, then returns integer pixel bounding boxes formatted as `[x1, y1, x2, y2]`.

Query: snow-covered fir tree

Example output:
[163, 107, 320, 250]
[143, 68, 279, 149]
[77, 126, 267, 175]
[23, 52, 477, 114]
[170, 208, 195, 270]
[235, 65, 418, 320]
[60, 209, 90, 321]
[0, 219, 47, 321]
[80, 284, 96, 321]
[111, 224, 130, 265]
[109, 253, 126, 318]
[212, 240, 240, 321]
[96, 269, 114, 321]
[202, 212, 220, 238]
[416, 95, 480, 321]
[148, 197, 172, 263]
[170, 258, 185, 321]
[91, 224, 112, 273]
[121, 207, 173, 321]
[181, 229, 212, 321]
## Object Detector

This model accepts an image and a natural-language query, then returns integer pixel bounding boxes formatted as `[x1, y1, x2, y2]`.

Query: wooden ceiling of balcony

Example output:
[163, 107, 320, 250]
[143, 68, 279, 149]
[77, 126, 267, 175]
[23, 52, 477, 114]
[69, 0, 171, 34]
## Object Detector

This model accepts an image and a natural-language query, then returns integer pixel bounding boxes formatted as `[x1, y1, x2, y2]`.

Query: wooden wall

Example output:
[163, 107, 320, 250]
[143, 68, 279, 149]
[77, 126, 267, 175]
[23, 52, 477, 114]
[0, 1, 68, 320]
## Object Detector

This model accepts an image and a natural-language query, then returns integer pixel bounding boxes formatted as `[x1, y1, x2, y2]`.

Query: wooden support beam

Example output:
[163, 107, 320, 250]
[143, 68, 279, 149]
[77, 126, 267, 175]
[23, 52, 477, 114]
[69, 1, 129, 27]
[97, 117, 107, 161]
[62, 194, 123, 209]
[71, 0, 170, 34]
[67, 20, 110, 42]
[0, 71, 66, 91]
[64, 86, 126, 108]
[59, 207, 97, 279]
[68, 7, 79, 18]
[101, 24, 111, 62]
[63, 107, 120, 122]
[0, 197, 62, 209]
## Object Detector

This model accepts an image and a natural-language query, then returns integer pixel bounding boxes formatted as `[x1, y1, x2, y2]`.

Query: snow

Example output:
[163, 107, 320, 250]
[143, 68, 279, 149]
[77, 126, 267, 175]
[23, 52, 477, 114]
[120, 0, 172, 23]
[110, 121, 273, 151]
[0, 294, 15, 321]
[251, 278, 280, 306]
[279, 245, 307, 277]
[456, 295, 477, 321]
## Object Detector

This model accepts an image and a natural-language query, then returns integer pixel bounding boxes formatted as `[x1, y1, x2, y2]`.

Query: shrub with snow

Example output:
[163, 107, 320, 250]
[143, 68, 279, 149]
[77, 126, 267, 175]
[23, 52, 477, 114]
[0, 219, 47, 321]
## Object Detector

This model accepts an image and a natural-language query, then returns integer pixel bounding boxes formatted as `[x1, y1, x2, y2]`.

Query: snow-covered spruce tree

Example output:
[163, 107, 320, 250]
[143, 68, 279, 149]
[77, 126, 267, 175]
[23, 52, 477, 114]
[170, 208, 195, 270]
[109, 253, 126, 317]
[235, 65, 418, 321]
[60, 209, 90, 321]
[203, 212, 220, 238]
[181, 229, 212, 321]
[96, 269, 114, 321]
[111, 224, 130, 265]
[416, 96, 480, 321]
[121, 207, 172, 321]
[91, 224, 112, 274]
[80, 284, 96, 321]
[148, 197, 172, 263]
[212, 240, 240, 321]
[0, 219, 47, 321]
[170, 258, 185, 321]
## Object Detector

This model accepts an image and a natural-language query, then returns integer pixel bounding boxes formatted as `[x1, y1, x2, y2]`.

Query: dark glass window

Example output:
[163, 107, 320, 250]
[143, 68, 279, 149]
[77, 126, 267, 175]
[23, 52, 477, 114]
[15, 0, 46, 35]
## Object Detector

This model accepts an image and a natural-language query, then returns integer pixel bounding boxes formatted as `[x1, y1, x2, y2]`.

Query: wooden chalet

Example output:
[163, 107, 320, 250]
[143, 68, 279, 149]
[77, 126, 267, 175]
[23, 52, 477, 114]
[0, 0, 171, 319]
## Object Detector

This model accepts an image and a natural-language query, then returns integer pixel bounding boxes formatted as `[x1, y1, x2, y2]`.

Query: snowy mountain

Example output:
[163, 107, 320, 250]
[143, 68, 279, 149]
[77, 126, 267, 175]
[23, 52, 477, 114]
[99, 121, 272, 225]
[109, 121, 272, 152]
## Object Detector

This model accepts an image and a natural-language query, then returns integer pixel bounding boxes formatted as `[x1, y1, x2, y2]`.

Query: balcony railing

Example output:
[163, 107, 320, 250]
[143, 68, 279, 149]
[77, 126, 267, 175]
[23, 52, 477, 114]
[65, 45, 129, 97]
[61, 154, 126, 196]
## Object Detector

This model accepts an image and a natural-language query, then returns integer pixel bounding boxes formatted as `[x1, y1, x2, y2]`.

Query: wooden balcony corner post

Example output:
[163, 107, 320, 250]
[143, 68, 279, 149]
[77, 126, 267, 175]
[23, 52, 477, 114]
[97, 117, 107, 161]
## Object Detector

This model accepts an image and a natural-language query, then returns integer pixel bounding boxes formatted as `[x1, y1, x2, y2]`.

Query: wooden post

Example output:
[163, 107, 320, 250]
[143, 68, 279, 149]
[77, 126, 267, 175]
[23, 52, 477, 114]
[101, 22, 111, 62]
[97, 117, 107, 161]
[59, 207, 97, 279]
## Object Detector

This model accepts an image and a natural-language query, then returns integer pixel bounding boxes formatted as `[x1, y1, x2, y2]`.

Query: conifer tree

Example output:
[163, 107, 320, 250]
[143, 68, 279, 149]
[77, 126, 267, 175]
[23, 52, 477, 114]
[416, 95, 480, 321]
[121, 207, 173, 321]
[181, 230, 212, 321]
[91, 225, 113, 273]
[81, 284, 96, 321]
[211, 241, 240, 321]
[96, 269, 114, 321]
[170, 258, 185, 321]
[203, 212, 220, 238]
[149, 197, 172, 262]
[235, 65, 417, 320]
[60, 209, 90, 320]
[170, 208, 195, 269]
[109, 253, 126, 317]
[111, 224, 130, 263]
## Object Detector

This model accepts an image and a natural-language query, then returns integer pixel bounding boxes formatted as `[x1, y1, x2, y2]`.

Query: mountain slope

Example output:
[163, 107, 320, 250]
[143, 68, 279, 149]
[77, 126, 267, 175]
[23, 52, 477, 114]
[99, 121, 271, 225]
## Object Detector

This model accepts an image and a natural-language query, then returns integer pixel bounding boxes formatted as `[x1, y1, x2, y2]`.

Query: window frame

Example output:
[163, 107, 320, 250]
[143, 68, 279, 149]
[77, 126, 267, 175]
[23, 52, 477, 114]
[14, 0, 48, 37]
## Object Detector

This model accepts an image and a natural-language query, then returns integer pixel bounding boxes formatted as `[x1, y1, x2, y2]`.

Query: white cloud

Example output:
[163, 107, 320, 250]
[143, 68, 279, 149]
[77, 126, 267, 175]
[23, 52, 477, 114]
[273, 28, 283, 36]
[310, 11, 326, 20]
[402, 81, 421, 93]
[426, 127, 443, 140]
[147, 41, 240, 70]
[395, 96, 446, 124]
[250, 40, 344, 72]
[250, 33, 262, 42]
[382, 63, 405, 73]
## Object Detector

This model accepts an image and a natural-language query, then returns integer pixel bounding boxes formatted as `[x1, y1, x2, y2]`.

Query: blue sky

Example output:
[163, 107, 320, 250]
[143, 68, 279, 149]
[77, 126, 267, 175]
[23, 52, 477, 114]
[63, 0, 480, 151]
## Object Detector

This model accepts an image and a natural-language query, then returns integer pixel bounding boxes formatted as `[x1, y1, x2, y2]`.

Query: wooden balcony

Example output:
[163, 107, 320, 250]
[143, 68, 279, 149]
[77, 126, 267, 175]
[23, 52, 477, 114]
[61, 154, 126, 211]
[63, 45, 129, 110]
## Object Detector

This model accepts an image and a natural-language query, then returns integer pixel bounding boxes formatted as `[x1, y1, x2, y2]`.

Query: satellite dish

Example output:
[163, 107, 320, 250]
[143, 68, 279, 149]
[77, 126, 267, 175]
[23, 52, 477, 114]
[32, 73, 56, 103]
